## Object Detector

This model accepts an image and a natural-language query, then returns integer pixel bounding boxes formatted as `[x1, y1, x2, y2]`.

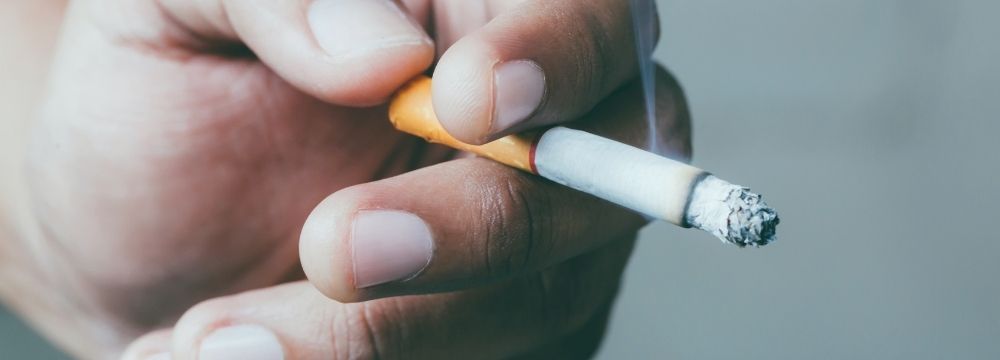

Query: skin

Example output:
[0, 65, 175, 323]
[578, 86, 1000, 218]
[0, 0, 692, 359]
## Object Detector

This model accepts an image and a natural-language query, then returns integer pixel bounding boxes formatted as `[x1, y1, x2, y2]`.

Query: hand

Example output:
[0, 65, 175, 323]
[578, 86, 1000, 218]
[0, 0, 691, 359]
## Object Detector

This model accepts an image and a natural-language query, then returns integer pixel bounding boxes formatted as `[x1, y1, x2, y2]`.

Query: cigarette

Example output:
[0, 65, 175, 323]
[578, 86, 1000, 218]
[389, 76, 779, 247]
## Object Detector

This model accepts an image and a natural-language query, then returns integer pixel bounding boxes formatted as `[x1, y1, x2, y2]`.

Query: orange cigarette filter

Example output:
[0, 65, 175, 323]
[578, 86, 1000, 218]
[388, 76, 540, 173]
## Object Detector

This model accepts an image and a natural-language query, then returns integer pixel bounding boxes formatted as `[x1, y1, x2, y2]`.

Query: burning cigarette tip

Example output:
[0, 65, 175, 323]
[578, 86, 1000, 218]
[685, 176, 780, 248]
[725, 188, 780, 247]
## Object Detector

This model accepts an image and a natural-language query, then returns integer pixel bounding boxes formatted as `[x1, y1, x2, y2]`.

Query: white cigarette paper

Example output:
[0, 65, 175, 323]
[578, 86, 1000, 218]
[534, 127, 701, 225]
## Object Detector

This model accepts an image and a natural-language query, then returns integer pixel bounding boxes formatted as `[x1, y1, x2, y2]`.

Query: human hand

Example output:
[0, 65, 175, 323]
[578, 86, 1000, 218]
[0, 1, 691, 359]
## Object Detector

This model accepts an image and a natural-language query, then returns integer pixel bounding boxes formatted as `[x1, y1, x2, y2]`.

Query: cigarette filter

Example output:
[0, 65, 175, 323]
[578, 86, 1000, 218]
[389, 76, 779, 247]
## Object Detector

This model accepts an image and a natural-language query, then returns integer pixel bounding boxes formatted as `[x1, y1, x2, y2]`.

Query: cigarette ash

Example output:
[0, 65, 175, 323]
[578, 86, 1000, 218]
[723, 189, 779, 247]
[686, 176, 780, 247]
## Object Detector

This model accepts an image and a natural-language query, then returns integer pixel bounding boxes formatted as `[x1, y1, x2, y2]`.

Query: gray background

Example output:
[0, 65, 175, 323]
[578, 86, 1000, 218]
[3, 0, 999, 359]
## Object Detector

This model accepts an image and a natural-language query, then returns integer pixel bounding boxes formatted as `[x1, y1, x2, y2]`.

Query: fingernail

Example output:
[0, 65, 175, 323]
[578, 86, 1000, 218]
[308, 0, 430, 59]
[492, 60, 546, 136]
[199, 325, 284, 360]
[352, 210, 434, 288]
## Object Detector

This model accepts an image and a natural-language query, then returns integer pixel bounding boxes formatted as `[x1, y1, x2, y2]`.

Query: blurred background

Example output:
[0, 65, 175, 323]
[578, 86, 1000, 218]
[3, 0, 998, 359]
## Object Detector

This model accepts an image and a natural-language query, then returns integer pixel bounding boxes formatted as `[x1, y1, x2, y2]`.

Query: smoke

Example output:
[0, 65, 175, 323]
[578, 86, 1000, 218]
[630, 0, 660, 155]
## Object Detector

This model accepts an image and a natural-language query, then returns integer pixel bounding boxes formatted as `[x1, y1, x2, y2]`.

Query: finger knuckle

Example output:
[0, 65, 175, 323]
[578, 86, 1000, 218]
[581, 9, 617, 95]
[331, 301, 408, 360]
[479, 173, 555, 279]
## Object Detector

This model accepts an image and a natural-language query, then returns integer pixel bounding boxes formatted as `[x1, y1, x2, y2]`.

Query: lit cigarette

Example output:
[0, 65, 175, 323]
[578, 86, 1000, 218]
[389, 77, 779, 247]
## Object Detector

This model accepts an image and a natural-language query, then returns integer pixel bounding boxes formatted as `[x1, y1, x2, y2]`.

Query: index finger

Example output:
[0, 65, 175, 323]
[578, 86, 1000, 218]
[432, 0, 656, 144]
